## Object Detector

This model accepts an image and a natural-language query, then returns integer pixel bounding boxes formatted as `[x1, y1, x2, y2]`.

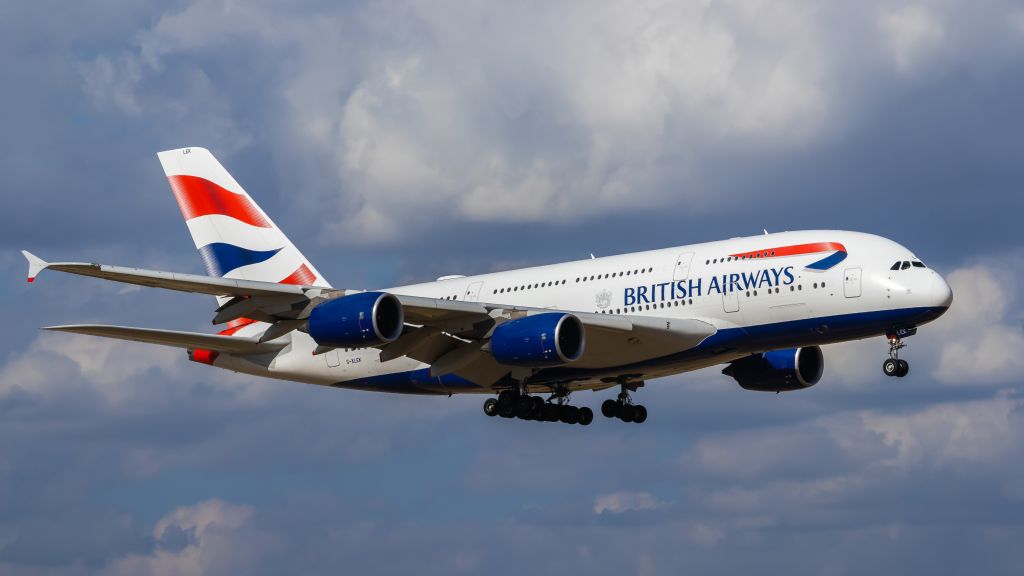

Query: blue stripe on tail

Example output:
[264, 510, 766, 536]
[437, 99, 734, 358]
[198, 243, 282, 277]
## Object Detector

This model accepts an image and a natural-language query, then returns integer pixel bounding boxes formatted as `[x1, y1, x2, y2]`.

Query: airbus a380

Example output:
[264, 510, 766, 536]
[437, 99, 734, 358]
[23, 147, 953, 426]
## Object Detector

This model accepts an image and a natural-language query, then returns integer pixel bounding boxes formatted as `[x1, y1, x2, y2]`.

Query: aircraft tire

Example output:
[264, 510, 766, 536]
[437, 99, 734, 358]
[896, 359, 910, 378]
[483, 398, 499, 417]
[882, 358, 899, 377]
[601, 399, 618, 418]
[619, 404, 636, 423]
[633, 405, 648, 424]
[541, 403, 559, 421]
[577, 407, 594, 426]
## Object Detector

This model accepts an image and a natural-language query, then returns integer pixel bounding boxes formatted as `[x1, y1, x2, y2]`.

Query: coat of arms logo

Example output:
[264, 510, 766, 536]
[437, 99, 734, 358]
[595, 289, 612, 309]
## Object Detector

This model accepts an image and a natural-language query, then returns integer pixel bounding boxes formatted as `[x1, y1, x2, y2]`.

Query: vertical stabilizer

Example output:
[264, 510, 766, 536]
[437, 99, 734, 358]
[157, 147, 330, 288]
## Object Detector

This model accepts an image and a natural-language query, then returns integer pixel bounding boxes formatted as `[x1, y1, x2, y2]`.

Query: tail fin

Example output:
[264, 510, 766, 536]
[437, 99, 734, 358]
[157, 147, 330, 288]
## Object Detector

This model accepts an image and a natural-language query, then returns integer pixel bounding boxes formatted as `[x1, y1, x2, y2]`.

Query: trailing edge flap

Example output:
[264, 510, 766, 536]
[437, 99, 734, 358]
[43, 325, 286, 354]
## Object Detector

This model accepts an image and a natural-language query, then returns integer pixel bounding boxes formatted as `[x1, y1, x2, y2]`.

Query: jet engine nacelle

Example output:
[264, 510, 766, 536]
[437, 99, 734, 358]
[490, 313, 585, 367]
[307, 291, 404, 348]
[722, 346, 824, 392]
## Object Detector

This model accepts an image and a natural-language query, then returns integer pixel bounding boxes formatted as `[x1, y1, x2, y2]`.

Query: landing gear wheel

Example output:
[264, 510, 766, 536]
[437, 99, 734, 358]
[632, 405, 648, 424]
[531, 396, 545, 413]
[558, 405, 578, 424]
[483, 397, 499, 417]
[882, 358, 899, 377]
[577, 407, 594, 426]
[541, 403, 559, 422]
[896, 359, 909, 378]
[619, 404, 636, 423]
[601, 399, 618, 418]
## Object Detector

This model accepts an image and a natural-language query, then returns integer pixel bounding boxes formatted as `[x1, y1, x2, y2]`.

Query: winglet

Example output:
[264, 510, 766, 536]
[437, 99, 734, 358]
[21, 250, 49, 283]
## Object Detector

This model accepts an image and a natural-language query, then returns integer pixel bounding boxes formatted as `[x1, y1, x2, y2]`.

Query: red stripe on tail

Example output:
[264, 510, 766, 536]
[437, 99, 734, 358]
[168, 175, 270, 228]
[279, 264, 316, 286]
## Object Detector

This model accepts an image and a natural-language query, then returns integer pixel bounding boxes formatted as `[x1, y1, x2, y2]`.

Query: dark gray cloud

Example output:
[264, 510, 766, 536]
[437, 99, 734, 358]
[3, 0, 1024, 574]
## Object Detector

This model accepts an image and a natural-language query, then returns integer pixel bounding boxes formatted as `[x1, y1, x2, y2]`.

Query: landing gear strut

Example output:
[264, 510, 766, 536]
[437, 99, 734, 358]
[882, 334, 910, 378]
[601, 382, 647, 424]
[482, 387, 593, 426]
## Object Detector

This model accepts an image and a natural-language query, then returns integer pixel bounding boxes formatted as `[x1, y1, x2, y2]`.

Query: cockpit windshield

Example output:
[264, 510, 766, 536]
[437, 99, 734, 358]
[891, 260, 926, 270]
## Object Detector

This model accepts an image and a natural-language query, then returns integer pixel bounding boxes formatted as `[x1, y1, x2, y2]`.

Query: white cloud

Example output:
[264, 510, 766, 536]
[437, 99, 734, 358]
[593, 490, 669, 514]
[927, 264, 1024, 385]
[689, 394, 1024, 485]
[0, 332, 178, 405]
[878, 4, 945, 71]
[101, 499, 258, 576]
[861, 393, 1021, 468]
[77, 0, 840, 244]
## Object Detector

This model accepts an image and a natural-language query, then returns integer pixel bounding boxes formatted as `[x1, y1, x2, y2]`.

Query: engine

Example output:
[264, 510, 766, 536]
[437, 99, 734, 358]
[490, 313, 585, 367]
[307, 291, 404, 348]
[722, 346, 824, 392]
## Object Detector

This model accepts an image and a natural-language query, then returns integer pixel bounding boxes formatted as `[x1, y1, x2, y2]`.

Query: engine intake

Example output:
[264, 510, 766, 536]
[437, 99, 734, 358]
[722, 346, 824, 392]
[308, 291, 404, 348]
[490, 313, 585, 367]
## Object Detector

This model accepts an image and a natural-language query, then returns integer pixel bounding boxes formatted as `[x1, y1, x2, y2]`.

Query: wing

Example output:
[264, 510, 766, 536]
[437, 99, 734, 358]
[25, 251, 717, 385]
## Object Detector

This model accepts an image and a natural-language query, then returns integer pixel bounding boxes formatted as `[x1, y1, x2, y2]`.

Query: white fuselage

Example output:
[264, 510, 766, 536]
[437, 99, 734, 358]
[214, 230, 952, 394]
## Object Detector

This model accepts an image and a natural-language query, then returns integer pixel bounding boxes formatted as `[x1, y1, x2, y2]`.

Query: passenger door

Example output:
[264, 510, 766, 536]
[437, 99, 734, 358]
[672, 252, 695, 281]
[464, 281, 484, 302]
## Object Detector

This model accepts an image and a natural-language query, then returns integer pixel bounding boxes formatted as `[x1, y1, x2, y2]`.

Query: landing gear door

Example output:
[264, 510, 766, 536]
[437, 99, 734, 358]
[464, 281, 484, 302]
[673, 252, 695, 281]
[844, 267, 862, 298]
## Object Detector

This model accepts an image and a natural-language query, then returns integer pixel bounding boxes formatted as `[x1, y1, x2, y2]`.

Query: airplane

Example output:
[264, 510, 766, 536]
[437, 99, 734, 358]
[22, 147, 953, 426]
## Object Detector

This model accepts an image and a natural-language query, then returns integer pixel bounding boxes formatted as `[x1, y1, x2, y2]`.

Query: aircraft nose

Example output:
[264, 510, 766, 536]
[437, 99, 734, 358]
[931, 273, 953, 310]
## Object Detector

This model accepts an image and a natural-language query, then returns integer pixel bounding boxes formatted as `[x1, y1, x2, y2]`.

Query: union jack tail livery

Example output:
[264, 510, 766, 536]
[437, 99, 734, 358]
[157, 147, 330, 289]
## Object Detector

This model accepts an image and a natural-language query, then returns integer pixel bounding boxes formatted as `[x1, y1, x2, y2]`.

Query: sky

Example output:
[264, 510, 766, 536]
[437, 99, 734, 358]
[2, 0, 1023, 574]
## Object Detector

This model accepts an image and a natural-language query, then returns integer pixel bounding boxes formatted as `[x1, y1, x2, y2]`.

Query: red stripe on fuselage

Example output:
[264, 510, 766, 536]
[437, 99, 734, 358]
[730, 242, 846, 260]
[279, 264, 316, 286]
[168, 175, 270, 228]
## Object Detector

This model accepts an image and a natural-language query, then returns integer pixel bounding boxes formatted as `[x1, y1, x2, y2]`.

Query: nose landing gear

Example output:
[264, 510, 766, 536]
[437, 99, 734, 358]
[882, 334, 910, 378]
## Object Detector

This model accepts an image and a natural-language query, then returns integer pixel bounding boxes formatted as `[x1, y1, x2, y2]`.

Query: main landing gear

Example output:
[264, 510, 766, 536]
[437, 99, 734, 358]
[600, 383, 648, 424]
[882, 334, 910, 378]
[483, 389, 593, 426]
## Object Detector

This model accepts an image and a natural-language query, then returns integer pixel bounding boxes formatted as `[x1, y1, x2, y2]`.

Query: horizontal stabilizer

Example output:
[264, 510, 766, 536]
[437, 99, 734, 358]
[43, 325, 286, 354]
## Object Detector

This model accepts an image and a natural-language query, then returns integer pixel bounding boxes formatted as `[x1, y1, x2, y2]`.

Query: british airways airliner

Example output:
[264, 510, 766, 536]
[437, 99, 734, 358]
[23, 148, 953, 426]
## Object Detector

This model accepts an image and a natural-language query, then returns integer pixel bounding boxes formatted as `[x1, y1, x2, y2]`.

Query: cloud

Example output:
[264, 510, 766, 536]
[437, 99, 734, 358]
[878, 4, 945, 71]
[928, 262, 1024, 385]
[73, 0, 839, 245]
[101, 500, 260, 576]
[593, 491, 669, 515]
